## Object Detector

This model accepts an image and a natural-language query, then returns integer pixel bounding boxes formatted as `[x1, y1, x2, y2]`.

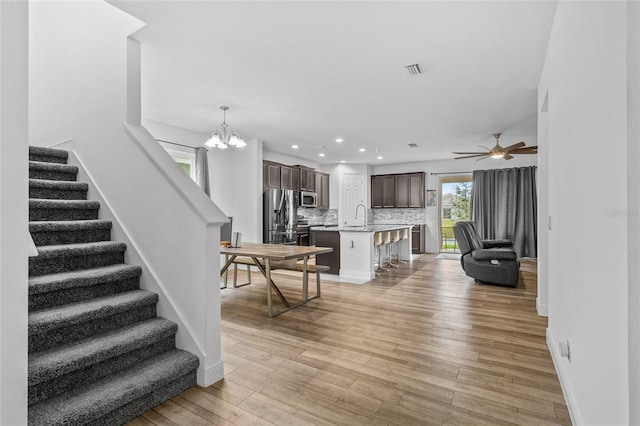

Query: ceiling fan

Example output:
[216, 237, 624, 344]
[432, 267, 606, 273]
[453, 133, 538, 160]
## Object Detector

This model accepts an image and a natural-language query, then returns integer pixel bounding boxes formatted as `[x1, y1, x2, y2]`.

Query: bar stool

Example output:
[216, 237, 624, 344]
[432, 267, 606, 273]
[374, 232, 388, 274]
[383, 231, 399, 268]
[392, 228, 408, 264]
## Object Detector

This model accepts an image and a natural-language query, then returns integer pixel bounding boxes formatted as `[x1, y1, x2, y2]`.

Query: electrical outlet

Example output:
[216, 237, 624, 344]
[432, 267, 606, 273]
[559, 340, 570, 361]
[548, 216, 552, 230]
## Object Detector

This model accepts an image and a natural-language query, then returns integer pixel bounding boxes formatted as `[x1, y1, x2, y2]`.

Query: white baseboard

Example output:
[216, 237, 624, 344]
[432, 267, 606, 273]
[200, 360, 224, 387]
[547, 328, 581, 425]
[536, 297, 549, 317]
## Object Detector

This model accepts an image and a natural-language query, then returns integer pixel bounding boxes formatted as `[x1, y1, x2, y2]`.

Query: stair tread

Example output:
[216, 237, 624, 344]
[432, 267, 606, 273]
[29, 264, 141, 294]
[28, 349, 198, 426]
[29, 179, 87, 190]
[29, 199, 99, 209]
[29, 318, 177, 385]
[29, 161, 77, 173]
[29, 219, 112, 232]
[33, 241, 126, 258]
[29, 146, 69, 159]
[29, 290, 158, 334]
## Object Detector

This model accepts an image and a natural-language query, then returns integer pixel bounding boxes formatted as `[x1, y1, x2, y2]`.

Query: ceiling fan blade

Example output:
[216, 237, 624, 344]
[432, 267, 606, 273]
[510, 146, 538, 154]
[503, 153, 514, 160]
[452, 151, 486, 155]
[454, 153, 489, 160]
[502, 141, 526, 152]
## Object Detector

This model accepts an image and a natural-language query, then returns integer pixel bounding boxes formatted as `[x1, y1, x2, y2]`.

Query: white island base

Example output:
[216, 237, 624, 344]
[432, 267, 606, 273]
[338, 225, 413, 283]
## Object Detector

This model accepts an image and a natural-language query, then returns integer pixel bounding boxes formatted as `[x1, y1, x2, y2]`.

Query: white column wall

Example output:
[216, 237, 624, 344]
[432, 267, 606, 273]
[29, 1, 226, 386]
[0, 1, 29, 424]
[627, 2, 640, 424]
[538, 2, 630, 424]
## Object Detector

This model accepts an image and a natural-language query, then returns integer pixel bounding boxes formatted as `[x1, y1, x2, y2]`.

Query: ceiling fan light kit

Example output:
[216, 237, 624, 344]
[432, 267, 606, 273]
[453, 132, 537, 160]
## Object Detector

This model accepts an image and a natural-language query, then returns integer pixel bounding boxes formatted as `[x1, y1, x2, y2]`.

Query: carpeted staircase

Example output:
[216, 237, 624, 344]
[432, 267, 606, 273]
[27, 146, 199, 426]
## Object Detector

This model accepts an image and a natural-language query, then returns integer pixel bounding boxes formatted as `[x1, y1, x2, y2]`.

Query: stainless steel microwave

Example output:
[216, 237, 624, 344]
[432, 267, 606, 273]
[299, 191, 317, 208]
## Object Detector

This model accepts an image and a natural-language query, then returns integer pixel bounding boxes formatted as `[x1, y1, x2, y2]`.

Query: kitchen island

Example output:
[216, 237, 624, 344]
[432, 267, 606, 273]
[313, 224, 413, 282]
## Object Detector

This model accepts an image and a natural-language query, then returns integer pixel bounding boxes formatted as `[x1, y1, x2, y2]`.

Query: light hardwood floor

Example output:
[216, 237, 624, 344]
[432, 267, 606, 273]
[127, 255, 570, 426]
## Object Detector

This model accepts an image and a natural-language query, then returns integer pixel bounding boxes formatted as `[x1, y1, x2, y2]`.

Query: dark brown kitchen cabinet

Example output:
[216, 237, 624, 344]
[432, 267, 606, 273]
[371, 172, 425, 208]
[298, 166, 316, 192]
[412, 224, 425, 254]
[315, 172, 330, 209]
[371, 176, 384, 208]
[315, 230, 340, 274]
[395, 174, 409, 208]
[280, 165, 300, 191]
[408, 173, 425, 208]
[382, 176, 395, 208]
[263, 161, 281, 189]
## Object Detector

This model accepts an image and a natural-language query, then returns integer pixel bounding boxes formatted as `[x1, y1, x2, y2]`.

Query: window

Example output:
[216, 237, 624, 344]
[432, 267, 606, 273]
[162, 146, 196, 181]
[439, 175, 472, 252]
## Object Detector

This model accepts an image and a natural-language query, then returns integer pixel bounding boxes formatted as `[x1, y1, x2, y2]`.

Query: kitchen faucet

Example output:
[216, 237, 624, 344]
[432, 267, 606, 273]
[355, 203, 367, 227]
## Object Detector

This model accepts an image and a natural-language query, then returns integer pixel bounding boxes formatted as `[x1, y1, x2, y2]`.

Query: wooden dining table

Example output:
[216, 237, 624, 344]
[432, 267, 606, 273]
[219, 242, 333, 317]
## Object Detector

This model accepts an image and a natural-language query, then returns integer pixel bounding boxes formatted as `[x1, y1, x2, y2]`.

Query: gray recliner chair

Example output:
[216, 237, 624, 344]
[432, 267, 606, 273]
[453, 221, 520, 287]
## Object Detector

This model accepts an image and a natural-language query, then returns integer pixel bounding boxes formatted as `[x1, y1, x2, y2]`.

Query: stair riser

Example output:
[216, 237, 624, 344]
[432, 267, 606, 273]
[29, 169, 77, 182]
[30, 228, 111, 246]
[89, 371, 197, 426]
[29, 251, 124, 276]
[30, 208, 99, 222]
[29, 304, 157, 353]
[29, 154, 68, 164]
[30, 276, 140, 311]
[29, 336, 175, 406]
[30, 187, 87, 200]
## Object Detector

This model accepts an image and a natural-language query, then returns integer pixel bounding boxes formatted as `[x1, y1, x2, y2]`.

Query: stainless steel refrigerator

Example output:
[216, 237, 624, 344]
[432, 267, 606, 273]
[263, 189, 298, 244]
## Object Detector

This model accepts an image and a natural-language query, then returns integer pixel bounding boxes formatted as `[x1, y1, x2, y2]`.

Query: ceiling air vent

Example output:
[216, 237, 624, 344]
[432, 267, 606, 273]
[404, 63, 424, 76]
[405, 143, 419, 148]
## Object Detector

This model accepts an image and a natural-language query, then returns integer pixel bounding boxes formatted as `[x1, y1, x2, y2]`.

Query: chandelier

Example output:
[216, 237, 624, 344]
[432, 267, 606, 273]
[204, 106, 246, 149]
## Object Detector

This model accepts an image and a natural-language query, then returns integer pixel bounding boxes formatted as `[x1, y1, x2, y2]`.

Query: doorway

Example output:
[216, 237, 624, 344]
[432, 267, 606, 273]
[439, 175, 472, 253]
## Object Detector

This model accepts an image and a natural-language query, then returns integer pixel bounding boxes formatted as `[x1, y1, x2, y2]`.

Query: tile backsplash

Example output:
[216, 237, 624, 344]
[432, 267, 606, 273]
[298, 208, 426, 225]
[371, 208, 427, 225]
[298, 208, 338, 225]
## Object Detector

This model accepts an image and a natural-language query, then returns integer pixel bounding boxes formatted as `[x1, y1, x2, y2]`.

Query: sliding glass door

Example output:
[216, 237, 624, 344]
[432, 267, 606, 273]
[439, 175, 472, 253]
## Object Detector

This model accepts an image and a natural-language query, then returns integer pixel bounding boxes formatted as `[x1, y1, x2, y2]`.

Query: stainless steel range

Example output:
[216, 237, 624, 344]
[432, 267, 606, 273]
[296, 218, 309, 246]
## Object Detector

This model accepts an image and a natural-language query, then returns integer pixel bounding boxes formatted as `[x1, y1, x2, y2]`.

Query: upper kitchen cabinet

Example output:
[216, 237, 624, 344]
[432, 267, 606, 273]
[263, 160, 281, 189]
[298, 166, 316, 192]
[315, 172, 330, 209]
[408, 172, 425, 208]
[395, 174, 410, 208]
[371, 172, 425, 208]
[281, 165, 300, 191]
[371, 175, 395, 208]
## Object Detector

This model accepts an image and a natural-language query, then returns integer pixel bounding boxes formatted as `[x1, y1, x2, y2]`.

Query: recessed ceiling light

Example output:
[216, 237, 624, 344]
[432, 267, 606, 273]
[336, 138, 343, 143]
[291, 145, 298, 149]
[377, 156, 383, 160]
[319, 153, 325, 157]
[340, 160, 346, 163]
[359, 148, 366, 152]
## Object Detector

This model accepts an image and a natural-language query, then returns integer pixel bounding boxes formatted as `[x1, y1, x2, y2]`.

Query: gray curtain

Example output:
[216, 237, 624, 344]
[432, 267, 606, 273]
[470, 166, 537, 257]
[194, 147, 210, 196]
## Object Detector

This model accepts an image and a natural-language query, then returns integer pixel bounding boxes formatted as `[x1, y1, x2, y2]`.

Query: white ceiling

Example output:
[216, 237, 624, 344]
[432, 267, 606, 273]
[109, 1, 557, 165]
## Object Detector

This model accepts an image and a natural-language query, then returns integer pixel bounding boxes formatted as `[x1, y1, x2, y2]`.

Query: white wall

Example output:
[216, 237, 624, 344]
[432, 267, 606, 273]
[0, 1, 29, 423]
[263, 149, 319, 170]
[627, 4, 640, 424]
[29, 0, 226, 386]
[538, 2, 631, 424]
